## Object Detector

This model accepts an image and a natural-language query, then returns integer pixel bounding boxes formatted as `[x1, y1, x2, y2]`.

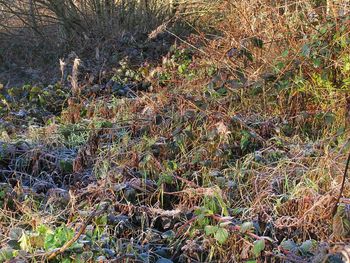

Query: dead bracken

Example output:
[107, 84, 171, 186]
[0, 1, 350, 262]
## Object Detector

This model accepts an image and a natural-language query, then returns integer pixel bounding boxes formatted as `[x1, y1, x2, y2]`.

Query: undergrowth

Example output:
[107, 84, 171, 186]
[0, 0, 350, 262]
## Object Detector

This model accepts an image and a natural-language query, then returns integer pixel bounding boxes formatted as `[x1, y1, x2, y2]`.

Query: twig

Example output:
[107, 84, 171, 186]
[165, 29, 207, 55]
[176, 216, 198, 236]
[332, 148, 350, 216]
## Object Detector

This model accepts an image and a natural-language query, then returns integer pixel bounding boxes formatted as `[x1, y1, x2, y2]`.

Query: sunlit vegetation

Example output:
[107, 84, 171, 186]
[0, 0, 350, 262]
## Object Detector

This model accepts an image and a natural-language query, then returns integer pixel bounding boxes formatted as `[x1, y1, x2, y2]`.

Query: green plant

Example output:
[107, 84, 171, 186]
[0, 248, 17, 262]
[0, 188, 5, 208]
[280, 239, 317, 256]
[19, 224, 82, 253]
[204, 224, 229, 244]
[252, 239, 265, 258]
[59, 123, 89, 148]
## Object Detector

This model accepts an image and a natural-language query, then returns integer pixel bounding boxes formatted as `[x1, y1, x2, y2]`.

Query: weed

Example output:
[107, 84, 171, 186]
[0, 1, 350, 262]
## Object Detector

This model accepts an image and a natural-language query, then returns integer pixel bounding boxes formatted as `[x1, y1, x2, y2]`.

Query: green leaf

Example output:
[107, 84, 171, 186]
[219, 221, 232, 228]
[312, 58, 321, 68]
[36, 224, 52, 236]
[0, 248, 15, 261]
[240, 222, 254, 234]
[9, 228, 24, 241]
[324, 112, 335, 125]
[59, 159, 74, 174]
[216, 87, 228, 96]
[274, 61, 285, 73]
[95, 215, 108, 225]
[44, 225, 75, 251]
[98, 121, 113, 128]
[30, 86, 41, 93]
[156, 258, 173, 263]
[214, 228, 229, 244]
[251, 37, 264, 49]
[204, 225, 219, 235]
[280, 239, 298, 253]
[241, 48, 253, 62]
[299, 240, 315, 255]
[252, 239, 265, 257]
[204, 208, 214, 216]
[231, 207, 244, 215]
[161, 230, 175, 240]
[240, 131, 252, 151]
[167, 161, 178, 170]
[320, 26, 327, 34]
[281, 50, 289, 57]
[301, 44, 311, 57]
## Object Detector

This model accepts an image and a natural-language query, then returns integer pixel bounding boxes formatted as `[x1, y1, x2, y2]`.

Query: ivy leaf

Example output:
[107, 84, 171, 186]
[252, 239, 265, 257]
[214, 228, 229, 244]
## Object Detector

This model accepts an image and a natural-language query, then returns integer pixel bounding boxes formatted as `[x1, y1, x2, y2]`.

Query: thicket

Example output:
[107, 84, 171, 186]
[0, 0, 350, 262]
